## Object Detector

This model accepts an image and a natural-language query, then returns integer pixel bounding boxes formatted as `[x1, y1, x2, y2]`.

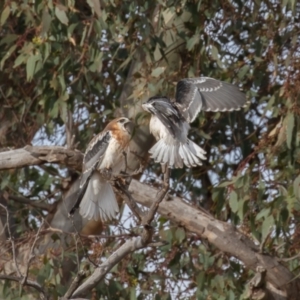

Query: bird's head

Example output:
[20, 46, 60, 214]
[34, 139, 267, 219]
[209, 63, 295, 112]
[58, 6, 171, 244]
[115, 117, 133, 135]
[142, 96, 170, 114]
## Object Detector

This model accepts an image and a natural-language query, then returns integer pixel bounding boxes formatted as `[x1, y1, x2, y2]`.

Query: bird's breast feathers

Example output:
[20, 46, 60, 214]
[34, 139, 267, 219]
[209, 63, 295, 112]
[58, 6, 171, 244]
[149, 115, 170, 140]
[99, 136, 129, 173]
[150, 114, 190, 144]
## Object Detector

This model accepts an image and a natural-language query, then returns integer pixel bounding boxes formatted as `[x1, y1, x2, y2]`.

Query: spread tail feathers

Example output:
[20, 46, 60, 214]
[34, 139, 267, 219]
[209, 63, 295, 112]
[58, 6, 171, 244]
[79, 172, 119, 221]
[149, 139, 206, 168]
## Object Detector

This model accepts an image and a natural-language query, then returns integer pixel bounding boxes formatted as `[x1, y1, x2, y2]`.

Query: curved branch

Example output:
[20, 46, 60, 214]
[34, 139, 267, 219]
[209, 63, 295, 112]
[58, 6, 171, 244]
[0, 275, 47, 299]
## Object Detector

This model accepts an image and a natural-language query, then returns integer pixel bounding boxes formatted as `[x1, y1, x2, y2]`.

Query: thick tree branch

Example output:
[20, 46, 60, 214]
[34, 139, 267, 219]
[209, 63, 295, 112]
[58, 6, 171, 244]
[71, 236, 145, 297]
[0, 146, 83, 171]
[1, 146, 299, 299]
[128, 180, 300, 300]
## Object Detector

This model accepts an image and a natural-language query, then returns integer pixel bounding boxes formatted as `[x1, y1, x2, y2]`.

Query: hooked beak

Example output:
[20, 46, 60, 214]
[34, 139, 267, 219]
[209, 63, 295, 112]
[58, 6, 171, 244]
[142, 103, 151, 112]
[123, 118, 131, 125]
[124, 119, 134, 136]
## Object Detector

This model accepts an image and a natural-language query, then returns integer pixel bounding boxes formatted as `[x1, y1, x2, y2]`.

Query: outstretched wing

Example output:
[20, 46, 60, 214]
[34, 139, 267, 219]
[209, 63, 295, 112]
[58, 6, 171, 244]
[69, 130, 111, 216]
[175, 77, 247, 123]
[145, 96, 184, 138]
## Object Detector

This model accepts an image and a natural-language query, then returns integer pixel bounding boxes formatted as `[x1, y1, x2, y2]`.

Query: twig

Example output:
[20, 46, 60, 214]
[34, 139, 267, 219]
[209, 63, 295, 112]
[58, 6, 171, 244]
[122, 151, 128, 174]
[0, 206, 48, 299]
[0, 87, 19, 123]
[70, 168, 170, 298]
[147, 240, 169, 247]
[279, 252, 300, 262]
[9, 195, 52, 211]
[141, 167, 169, 226]
[259, 227, 272, 253]
[40, 226, 136, 239]
[63, 270, 87, 299]
[115, 180, 144, 222]
[0, 275, 47, 300]
[66, 110, 76, 150]
[0, 203, 22, 277]
[71, 236, 146, 297]
[21, 219, 45, 285]
[68, 216, 98, 267]
[73, 233, 81, 272]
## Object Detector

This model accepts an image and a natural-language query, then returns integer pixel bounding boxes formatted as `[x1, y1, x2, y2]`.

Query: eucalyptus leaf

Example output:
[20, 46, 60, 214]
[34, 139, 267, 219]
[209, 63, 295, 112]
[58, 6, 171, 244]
[55, 5, 68, 25]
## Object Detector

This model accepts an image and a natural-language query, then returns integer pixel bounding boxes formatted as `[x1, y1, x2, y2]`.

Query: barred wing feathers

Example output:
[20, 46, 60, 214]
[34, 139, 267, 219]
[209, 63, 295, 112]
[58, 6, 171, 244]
[80, 131, 111, 189]
[175, 77, 247, 123]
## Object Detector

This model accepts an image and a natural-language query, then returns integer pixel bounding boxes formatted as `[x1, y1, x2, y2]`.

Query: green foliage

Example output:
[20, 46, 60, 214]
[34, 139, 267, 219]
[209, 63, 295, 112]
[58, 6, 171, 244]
[1, 0, 300, 299]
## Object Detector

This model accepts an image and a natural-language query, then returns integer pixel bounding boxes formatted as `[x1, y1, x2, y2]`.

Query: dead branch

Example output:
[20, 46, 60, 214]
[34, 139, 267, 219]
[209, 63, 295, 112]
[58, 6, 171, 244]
[22, 219, 45, 285]
[141, 167, 169, 226]
[65, 110, 76, 150]
[9, 195, 52, 211]
[71, 236, 145, 297]
[128, 180, 300, 300]
[0, 204, 22, 277]
[0, 275, 47, 300]
[71, 171, 169, 298]
[63, 270, 87, 299]
[0, 205, 48, 299]
[0, 146, 83, 171]
[0, 146, 299, 298]
[115, 180, 144, 222]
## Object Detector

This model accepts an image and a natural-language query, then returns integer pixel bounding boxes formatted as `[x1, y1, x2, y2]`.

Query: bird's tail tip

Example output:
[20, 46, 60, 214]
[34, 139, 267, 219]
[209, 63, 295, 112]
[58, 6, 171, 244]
[149, 139, 206, 168]
[79, 174, 119, 221]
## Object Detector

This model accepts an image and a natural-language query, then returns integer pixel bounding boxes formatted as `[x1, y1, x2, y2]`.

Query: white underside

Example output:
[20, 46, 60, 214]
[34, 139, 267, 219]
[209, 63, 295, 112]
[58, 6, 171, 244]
[149, 115, 206, 168]
[79, 172, 119, 221]
[79, 137, 129, 221]
[98, 137, 128, 174]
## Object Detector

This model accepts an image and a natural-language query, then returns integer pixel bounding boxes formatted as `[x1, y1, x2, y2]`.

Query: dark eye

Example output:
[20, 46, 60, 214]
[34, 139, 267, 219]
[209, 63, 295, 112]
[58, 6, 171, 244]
[118, 118, 126, 124]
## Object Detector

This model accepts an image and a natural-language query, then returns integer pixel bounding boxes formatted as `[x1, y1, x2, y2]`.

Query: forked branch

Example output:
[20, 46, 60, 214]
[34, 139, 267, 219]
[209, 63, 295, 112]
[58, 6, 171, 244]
[70, 169, 169, 298]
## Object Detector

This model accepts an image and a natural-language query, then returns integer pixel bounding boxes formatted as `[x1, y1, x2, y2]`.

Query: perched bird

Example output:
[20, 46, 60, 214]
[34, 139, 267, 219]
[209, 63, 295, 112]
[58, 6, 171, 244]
[70, 117, 133, 221]
[142, 77, 247, 168]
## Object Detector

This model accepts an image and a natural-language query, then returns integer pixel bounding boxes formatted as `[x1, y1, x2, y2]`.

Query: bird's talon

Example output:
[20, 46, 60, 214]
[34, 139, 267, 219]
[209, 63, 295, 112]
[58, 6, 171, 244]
[101, 168, 113, 181]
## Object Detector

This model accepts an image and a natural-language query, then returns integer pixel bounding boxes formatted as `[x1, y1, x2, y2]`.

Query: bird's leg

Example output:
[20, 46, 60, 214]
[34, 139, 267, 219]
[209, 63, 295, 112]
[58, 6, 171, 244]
[122, 150, 128, 174]
[130, 150, 146, 175]
[119, 151, 131, 178]
[101, 167, 113, 181]
[161, 163, 167, 174]
[141, 166, 170, 226]
[163, 166, 170, 190]
[160, 164, 170, 200]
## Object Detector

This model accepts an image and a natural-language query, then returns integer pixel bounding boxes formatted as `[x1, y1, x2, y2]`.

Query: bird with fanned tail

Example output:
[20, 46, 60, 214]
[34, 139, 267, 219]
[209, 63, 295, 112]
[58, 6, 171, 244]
[142, 77, 248, 168]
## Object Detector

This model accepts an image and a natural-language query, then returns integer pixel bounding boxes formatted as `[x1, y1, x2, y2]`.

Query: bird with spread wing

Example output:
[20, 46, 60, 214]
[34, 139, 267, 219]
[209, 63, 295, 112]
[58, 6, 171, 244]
[69, 117, 133, 221]
[142, 77, 247, 168]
